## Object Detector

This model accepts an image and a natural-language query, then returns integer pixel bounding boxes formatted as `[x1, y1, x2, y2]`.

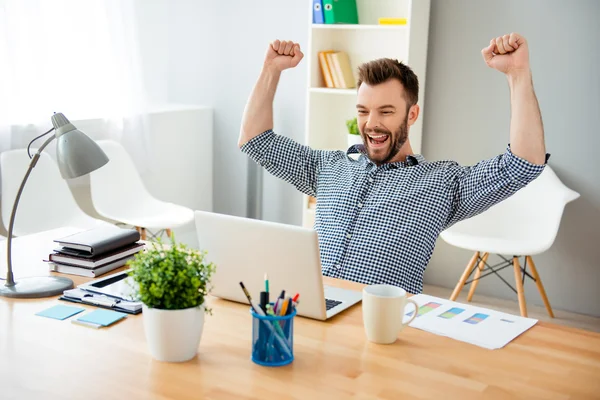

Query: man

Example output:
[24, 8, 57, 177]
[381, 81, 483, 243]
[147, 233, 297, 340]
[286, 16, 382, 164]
[239, 34, 548, 294]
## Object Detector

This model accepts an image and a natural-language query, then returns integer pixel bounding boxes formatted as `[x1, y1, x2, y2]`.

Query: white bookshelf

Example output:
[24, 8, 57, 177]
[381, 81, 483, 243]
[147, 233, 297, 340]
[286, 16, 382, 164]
[302, 0, 431, 228]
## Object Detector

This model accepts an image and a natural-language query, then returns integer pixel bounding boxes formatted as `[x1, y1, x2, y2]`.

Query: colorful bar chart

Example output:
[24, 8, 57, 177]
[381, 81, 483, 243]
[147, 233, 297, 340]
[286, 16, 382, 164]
[438, 307, 465, 319]
[406, 302, 442, 317]
[464, 313, 489, 324]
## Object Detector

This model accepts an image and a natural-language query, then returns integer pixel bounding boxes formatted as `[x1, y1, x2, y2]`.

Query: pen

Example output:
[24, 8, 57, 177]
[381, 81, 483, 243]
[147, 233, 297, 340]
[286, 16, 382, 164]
[240, 282, 253, 303]
[273, 298, 281, 314]
[260, 291, 269, 313]
[240, 282, 264, 315]
[279, 297, 289, 316]
[265, 273, 269, 293]
[279, 290, 285, 299]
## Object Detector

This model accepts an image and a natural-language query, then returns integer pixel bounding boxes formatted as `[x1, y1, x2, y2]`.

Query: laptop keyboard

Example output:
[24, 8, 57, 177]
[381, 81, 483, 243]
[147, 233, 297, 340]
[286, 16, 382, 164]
[325, 298, 342, 311]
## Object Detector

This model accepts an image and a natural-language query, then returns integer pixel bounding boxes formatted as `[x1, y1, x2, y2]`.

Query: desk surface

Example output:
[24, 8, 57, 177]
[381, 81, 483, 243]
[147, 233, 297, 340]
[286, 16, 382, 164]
[2, 229, 600, 399]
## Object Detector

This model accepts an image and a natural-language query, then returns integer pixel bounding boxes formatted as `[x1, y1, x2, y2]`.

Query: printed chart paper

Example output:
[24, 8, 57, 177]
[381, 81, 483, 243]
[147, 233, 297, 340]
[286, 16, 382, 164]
[406, 294, 538, 349]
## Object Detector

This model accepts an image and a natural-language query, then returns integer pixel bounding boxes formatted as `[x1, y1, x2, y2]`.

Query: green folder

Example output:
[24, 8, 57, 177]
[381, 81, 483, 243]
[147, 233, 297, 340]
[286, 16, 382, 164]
[323, 0, 358, 24]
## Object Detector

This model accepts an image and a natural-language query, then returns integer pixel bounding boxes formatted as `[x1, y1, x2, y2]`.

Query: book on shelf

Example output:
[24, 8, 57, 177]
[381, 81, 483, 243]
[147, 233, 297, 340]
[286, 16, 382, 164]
[313, 0, 324, 24]
[49, 242, 145, 268]
[322, 0, 358, 24]
[48, 254, 137, 278]
[318, 50, 355, 89]
[53, 226, 140, 257]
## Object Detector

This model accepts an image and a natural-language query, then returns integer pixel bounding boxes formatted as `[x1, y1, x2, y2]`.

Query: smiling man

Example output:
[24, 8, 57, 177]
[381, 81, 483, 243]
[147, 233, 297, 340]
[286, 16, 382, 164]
[239, 34, 548, 294]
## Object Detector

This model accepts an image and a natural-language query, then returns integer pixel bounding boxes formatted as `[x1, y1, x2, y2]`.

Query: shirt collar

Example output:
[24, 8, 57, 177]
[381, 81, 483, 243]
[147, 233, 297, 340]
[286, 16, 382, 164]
[346, 144, 426, 169]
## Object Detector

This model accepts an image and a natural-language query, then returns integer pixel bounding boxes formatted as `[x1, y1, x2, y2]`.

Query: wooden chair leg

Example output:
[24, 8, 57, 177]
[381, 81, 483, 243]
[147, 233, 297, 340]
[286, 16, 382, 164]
[467, 252, 489, 302]
[450, 251, 480, 301]
[166, 228, 172, 238]
[513, 257, 528, 317]
[140, 228, 147, 241]
[527, 256, 554, 318]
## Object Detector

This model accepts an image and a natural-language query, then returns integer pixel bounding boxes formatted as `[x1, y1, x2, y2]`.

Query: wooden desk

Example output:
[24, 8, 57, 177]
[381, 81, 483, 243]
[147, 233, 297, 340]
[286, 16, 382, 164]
[2, 229, 600, 399]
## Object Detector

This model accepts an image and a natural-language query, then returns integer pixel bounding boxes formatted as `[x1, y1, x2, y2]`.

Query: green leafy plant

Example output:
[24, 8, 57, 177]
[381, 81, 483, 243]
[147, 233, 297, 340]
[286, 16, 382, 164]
[346, 117, 359, 135]
[127, 236, 216, 312]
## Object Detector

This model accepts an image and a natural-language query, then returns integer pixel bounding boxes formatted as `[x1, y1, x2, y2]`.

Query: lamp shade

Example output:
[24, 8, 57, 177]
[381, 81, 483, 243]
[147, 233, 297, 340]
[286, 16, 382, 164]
[51, 113, 109, 179]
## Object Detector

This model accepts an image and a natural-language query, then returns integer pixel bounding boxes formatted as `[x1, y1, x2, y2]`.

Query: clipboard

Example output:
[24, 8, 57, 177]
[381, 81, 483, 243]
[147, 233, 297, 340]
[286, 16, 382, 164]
[59, 288, 142, 315]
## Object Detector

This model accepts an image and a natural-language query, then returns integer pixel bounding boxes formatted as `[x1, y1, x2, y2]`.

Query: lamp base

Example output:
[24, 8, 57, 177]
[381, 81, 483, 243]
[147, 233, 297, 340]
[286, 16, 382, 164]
[0, 276, 73, 298]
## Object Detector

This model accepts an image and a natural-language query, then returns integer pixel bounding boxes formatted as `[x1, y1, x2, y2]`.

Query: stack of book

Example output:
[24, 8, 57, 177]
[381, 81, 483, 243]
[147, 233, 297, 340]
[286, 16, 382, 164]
[318, 50, 356, 89]
[47, 227, 145, 277]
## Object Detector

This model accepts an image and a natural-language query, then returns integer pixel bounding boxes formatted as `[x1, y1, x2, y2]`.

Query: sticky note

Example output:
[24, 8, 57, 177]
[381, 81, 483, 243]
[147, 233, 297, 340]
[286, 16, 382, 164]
[36, 304, 85, 320]
[74, 309, 127, 328]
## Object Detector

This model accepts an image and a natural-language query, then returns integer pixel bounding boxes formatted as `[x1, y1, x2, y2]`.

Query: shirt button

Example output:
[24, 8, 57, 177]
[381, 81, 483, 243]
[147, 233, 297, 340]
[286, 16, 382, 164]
[368, 177, 374, 183]
[357, 203, 363, 208]
[334, 264, 341, 270]
[346, 233, 352, 239]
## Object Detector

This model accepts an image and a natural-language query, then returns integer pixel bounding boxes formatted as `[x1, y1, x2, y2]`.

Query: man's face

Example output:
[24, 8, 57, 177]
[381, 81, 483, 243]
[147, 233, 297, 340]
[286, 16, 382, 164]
[356, 79, 411, 165]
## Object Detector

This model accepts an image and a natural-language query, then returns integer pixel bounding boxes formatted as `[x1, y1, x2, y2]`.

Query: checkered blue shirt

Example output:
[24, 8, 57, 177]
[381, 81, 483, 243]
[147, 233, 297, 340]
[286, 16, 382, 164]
[241, 130, 546, 294]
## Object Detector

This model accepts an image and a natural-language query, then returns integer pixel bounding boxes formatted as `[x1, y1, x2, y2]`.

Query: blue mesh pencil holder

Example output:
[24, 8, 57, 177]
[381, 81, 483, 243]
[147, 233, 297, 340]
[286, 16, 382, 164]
[250, 305, 296, 366]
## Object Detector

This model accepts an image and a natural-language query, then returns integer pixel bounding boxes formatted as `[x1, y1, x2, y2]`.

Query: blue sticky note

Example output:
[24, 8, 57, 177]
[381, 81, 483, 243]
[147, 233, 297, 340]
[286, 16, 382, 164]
[75, 309, 127, 327]
[36, 305, 85, 320]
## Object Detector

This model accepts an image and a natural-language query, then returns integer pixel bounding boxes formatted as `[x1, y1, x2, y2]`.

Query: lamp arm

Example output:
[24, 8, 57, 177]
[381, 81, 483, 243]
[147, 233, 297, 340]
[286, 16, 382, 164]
[4, 133, 56, 286]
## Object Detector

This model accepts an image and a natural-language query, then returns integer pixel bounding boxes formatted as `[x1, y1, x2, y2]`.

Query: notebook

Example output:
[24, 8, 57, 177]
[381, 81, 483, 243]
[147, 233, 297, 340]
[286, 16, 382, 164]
[54, 227, 140, 257]
[50, 242, 145, 268]
[72, 309, 127, 329]
[48, 254, 136, 278]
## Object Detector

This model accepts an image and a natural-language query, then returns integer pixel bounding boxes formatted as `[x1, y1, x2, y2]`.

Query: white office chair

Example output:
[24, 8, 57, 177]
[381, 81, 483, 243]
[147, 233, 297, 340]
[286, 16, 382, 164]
[89, 140, 194, 240]
[440, 166, 579, 318]
[1, 149, 112, 236]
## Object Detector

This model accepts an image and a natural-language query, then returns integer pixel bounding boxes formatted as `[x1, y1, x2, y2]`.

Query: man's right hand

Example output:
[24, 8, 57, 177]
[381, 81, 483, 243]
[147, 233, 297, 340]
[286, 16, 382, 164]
[264, 40, 304, 72]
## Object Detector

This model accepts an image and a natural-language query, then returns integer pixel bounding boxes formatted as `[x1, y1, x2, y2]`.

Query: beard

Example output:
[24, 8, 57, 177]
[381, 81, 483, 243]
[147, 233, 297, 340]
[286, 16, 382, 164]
[361, 116, 409, 165]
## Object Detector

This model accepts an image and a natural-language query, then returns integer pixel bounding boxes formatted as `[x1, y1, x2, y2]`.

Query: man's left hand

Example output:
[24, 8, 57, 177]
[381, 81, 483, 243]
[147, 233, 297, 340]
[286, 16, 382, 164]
[482, 33, 530, 77]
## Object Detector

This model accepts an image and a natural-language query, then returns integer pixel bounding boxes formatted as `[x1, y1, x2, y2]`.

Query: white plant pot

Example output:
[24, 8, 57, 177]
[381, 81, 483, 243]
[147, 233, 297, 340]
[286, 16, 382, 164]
[347, 134, 363, 149]
[142, 303, 205, 362]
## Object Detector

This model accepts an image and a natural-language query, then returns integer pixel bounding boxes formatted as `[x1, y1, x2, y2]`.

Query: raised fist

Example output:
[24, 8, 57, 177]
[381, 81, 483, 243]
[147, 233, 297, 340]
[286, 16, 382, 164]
[482, 33, 530, 76]
[264, 40, 304, 72]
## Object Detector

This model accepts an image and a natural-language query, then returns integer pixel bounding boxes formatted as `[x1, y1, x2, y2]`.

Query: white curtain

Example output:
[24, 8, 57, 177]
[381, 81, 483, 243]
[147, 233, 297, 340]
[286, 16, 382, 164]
[0, 0, 150, 171]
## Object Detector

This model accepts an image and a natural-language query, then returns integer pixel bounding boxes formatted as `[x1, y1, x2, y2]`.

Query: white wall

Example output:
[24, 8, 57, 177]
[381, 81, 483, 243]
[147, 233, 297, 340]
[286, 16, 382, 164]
[422, 0, 600, 317]
[136, 0, 308, 225]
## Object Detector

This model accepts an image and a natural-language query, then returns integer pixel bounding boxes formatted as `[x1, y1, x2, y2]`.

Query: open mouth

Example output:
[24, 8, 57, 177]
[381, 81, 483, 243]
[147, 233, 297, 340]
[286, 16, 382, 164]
[367, 134, 389, 148]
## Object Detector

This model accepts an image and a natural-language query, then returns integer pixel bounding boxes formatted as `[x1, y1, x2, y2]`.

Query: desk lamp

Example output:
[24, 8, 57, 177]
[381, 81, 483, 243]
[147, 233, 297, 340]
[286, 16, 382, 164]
[0, 113, 109, 298]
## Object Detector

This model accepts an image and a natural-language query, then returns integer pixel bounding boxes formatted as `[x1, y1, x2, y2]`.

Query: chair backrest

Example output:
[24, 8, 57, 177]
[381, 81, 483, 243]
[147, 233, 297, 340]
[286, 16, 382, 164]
[0, 150, 94, 236]
[443, 166, 579, 253]
[89, 140, 152, 218]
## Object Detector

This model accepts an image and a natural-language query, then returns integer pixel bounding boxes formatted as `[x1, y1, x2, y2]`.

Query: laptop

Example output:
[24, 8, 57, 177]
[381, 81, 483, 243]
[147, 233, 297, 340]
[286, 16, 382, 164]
[194, 211, 362, 320]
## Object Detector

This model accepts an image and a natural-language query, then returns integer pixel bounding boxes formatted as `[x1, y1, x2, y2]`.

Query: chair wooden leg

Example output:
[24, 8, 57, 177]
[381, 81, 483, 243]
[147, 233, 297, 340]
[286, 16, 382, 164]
[140, 228, 147, 241]
[513, 257, 528, 317]
[467, 252, 489, 302]
[450, 251, 480, 301]
[166, 229, 172, 238]
[527, 256, 554, 318]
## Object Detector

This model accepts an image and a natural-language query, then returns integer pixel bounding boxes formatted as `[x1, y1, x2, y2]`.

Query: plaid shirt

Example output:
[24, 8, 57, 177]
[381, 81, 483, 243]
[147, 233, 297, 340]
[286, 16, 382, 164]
[241, 130, 546, 294]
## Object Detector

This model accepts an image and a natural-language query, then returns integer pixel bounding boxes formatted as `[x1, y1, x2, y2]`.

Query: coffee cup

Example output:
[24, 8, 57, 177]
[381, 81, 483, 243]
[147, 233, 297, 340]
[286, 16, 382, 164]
[362, 284, 419, 344]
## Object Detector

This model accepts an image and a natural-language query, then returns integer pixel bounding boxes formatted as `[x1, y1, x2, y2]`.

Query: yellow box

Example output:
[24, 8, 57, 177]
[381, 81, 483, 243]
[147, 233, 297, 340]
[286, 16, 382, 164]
[378, 18, 407, 25]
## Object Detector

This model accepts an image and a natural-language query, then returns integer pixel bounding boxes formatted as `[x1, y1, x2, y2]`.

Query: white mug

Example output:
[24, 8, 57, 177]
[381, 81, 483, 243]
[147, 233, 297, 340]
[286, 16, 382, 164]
[362, 284, 419, 344]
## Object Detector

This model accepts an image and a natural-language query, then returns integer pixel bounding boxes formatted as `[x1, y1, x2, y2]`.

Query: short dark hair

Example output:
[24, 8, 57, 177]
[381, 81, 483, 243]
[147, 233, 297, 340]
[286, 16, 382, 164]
[357, 58, 419, 107]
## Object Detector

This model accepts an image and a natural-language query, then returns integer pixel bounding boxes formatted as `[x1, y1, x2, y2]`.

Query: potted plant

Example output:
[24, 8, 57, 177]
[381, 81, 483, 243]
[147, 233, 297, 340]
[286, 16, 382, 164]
[346, 117, 362, 149]
[127, 236, 216, 362]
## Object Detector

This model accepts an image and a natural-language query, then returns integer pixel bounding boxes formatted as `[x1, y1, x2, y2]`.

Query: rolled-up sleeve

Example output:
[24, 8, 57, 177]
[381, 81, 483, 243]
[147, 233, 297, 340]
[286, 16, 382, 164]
[240, 130, 338, 197]
[444, 146, 548, 228]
